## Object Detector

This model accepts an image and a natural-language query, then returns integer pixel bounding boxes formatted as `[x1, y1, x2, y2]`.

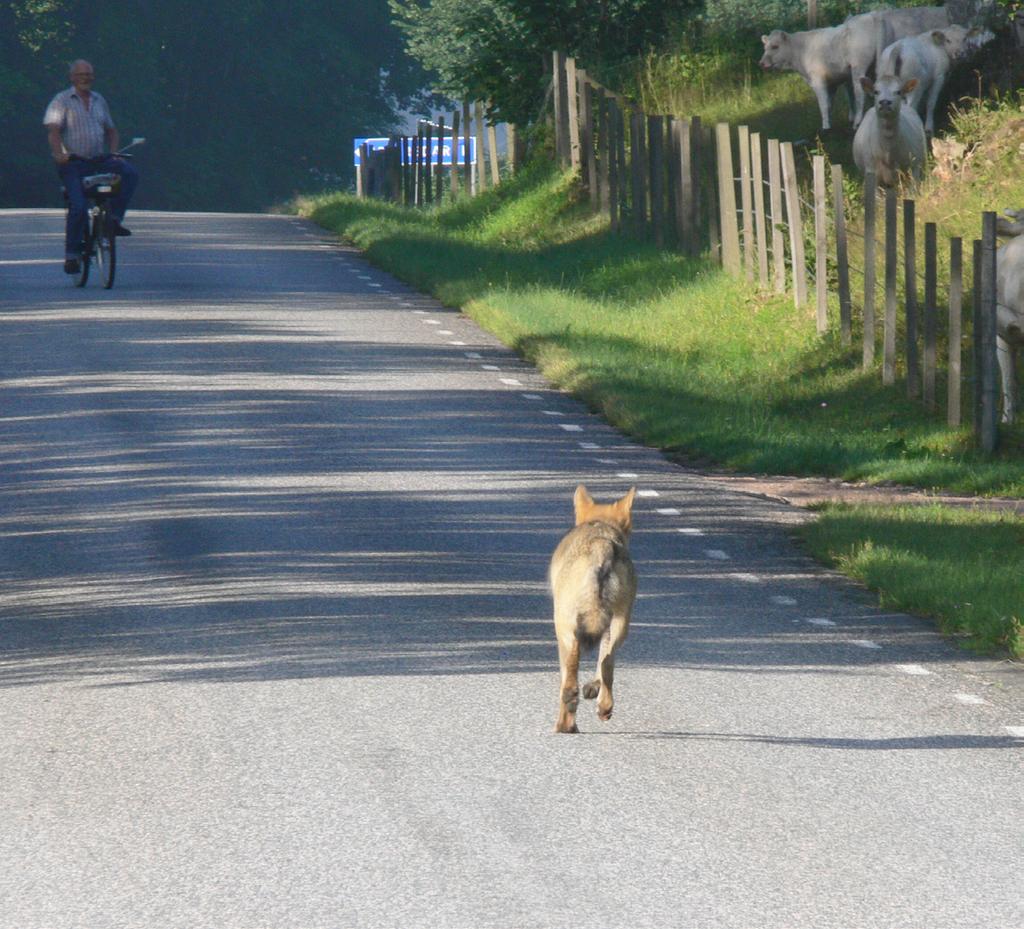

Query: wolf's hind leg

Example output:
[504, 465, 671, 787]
[596, 615, 629, 721]
[555, 635, 581, 733]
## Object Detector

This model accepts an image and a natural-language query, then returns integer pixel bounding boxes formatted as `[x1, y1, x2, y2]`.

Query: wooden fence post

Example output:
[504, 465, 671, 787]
[648, 115, 665, 248]
[716, 123, 741, 274]
[751, 132, 769, 287]
[948, 237, 963, 427]
[768, 139, 785, 292]
[973, 239, 983, 432]
[553, 52, 568, 168]
[923, 222, 938, 410]
[674, 119, 694, 256]
[980, 212, 1000, 452]
[813, 155, 828, 334]
[474, 101, 487, 192]
[598, 90, 610, 215]
[436, 116, 446, 204]
[832, 165, 852, 346]
[581, 78, 597, 207]
[883, 188, 898, 385]
[567, 57, 580, 171]
[488, 122, 500, 185]
[738, 126, 754, 283]
[863, 173, 878, 367]
[462, 102, 472, 193]
[781, 141, 807, 307]
[632, 110, 648, 238]
[608, 98, 620, 230]
[904, 198, 919, 398]
[450, 112, 461, 197]
[616, 102, 629, 229]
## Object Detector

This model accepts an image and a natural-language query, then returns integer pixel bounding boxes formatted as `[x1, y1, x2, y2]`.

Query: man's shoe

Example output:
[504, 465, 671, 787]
[107, 219, 132, 237]
[63, 258, 81, 274]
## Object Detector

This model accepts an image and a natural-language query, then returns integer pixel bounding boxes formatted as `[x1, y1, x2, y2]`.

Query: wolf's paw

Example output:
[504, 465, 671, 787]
[597, 704, 613, 722]
[582, 680, 600, 700]
[554, 721, 580, 734]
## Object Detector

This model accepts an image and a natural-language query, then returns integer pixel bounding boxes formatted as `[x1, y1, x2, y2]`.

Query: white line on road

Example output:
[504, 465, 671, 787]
[806, 618, 836, 626]
[500, 378, 523, 386]
[559, 424, 584, 432]
[1006, 727, 1024, 738]
[617, 472, 639, 479]
[771, 596, 798, 606]
[678, 528, 704, 536]
[849, 640, 883, 650]
[705, 549, 731, 560]
[953, 694, 990, 706]
[895, 664, 933, 676]
[637, 489, 659, 498]
[656, 508, 682, 515]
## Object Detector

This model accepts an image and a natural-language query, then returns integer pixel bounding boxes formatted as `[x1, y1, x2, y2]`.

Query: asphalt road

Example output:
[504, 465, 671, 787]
[1, 209, 1021, 929]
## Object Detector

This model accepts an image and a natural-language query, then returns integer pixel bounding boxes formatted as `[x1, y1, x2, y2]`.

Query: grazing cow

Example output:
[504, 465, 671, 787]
[879, 25, 995, 132]
[852, 68, 927, 187]
[995, 209, 1024, 423]
[759, 7, 952, 132]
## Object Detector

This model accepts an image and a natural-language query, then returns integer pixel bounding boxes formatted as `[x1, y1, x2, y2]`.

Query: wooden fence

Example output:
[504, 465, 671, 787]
[357, 104, 518, 207]
[552, 51, 1005, 452]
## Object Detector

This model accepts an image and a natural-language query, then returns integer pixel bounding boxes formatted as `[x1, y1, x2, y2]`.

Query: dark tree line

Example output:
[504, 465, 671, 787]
[1, 1, 430, 211]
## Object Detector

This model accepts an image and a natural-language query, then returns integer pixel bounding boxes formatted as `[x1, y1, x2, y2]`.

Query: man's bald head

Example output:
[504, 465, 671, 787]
[69, 60, 94, 80]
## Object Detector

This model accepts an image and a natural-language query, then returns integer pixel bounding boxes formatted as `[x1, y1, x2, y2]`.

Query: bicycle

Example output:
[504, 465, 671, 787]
[63, 137, 144, 289]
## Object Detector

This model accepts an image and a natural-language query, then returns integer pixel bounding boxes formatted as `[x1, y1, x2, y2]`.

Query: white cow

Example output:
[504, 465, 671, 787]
[759, 6, 950, 131]
[879, 25, 995, 132]
[995, 209, 1024, 423]
[852, 70, 927, 187]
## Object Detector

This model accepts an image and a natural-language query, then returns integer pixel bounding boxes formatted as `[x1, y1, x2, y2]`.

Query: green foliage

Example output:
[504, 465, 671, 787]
[1, 0, 430, 211]
[389, 0, 701, 124]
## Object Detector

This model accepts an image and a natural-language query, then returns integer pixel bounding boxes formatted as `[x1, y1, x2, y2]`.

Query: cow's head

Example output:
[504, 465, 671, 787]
[861, 71, 918, 120]
[759, 31, 790, 70]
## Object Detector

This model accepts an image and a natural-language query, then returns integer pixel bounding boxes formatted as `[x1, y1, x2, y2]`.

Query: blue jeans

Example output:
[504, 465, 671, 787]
[59, 156, 139, 257]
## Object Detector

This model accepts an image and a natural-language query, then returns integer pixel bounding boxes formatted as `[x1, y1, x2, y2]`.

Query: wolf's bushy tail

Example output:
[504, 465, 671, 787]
[575, 538, 621, 649]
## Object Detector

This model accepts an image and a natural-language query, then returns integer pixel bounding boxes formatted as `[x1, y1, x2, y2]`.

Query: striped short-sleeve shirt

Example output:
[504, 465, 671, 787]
[43, 88, 114, 159]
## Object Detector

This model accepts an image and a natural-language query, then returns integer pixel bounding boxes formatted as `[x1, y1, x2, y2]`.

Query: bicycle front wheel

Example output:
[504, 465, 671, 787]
[74, 226, 91, 288]
[95, 210, 116, 289]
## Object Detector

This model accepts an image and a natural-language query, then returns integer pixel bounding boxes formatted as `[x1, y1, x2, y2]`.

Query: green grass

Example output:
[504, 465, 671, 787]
[298, 162, 1024, 496]
[800, 504, 1024, 658]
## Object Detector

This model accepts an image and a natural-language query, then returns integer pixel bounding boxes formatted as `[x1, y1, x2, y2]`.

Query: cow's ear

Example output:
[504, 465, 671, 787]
[860, 76, 875, 94]
[902, 78, 918, 95]
[930, 30, 946, 45]
[761, 34, 769, 44]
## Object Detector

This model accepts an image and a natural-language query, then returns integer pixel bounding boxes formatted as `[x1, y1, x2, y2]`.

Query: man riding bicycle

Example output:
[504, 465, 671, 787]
[44, 59, 139, 274]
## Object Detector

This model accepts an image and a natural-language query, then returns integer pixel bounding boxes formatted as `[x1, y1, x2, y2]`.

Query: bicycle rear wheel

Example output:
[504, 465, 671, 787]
[95, 209, 116, 289]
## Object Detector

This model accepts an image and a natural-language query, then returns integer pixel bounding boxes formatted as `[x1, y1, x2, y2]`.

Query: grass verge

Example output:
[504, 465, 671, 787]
[800, 504, 1023, 658]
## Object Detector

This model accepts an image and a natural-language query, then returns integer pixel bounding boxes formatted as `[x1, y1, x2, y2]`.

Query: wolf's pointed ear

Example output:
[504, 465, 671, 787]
[615, 486, 637, 532]
[573, 484, 593, 522]
[620, 486, 637, 511]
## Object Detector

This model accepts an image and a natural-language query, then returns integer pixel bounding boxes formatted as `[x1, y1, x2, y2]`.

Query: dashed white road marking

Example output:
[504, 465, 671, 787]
[500, 378, 523, 386]
[412, 309, 428, 315]
[617, 472, 639, 479]
[895, 664, 932, 676]
[656, 507, 682, 516]
[678, 527, 704, 536]
[954, 693, 990, 706]
[424, 320, 441, 326]
[522, 393, 542, 400]
[464, 352, 482, 359]
[849, 639, 883, 650]
[449, 340, 467, 346]
[705, 549, 731, 560]
[597, 458, 619, 464]
[731, 573, 761, 584]
[368, 283, 383, 288]
[438, 330, 454, 335]
[578, 442, 601, 449]
[559, 424, 584, 432]
[770, 595, 798, 606]
[482, 364, 500, 370]
[637, 489, 659, 498]
[1006, 726, 1024, 738]
[541, 410, 563, 416]
[806, 618, 836, 627]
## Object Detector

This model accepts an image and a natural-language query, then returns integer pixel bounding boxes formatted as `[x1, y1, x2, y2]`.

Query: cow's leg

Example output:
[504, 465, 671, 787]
[850, 74, 867, 129]
[810, 77, 832, 130]
[997, 335, 1018, 424]
[923, 79, 943, 135]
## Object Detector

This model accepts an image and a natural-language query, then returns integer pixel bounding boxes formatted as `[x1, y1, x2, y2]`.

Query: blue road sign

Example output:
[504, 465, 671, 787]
[353, 136, 476, 166]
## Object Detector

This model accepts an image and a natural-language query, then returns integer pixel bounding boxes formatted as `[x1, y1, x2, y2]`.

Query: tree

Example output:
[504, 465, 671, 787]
[1, 0, 431, 210]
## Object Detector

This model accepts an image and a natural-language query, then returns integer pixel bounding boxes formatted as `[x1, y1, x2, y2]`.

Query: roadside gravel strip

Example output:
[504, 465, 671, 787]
[0, 210, 1021, 929]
